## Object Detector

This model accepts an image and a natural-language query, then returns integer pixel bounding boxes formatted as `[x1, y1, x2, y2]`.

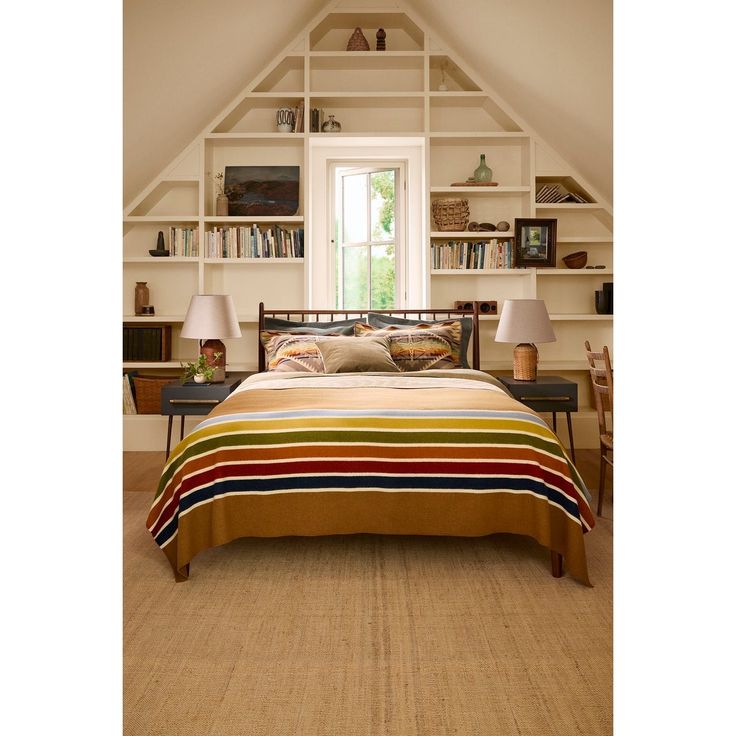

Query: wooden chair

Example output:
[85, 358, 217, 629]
[585, 341, 613, 516]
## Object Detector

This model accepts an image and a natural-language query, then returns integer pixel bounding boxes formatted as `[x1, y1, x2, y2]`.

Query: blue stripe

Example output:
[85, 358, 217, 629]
[154, 473, 581, 546]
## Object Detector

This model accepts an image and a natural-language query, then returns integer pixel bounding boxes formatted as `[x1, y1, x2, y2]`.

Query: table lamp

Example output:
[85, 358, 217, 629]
[495, 299, 555, 381]
[181, 295, 242, 382]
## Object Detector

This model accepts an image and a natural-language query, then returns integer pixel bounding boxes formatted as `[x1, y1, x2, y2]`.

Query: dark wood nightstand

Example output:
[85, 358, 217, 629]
[160, 374, 249, 457]
[497, 375, 578, 462]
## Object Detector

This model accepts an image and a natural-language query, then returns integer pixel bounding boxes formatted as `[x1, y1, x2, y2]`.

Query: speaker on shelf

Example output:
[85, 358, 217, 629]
[454, 300, 497, 315]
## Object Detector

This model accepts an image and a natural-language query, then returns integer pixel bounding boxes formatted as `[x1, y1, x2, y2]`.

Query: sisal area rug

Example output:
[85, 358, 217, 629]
[124, 491, 612, 735]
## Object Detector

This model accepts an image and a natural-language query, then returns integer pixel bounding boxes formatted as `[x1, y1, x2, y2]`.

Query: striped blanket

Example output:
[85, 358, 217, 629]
[147, 370, 595, 584]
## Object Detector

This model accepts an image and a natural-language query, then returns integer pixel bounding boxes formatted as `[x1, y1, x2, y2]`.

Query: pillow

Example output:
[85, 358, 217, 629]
[354, 321, 463, 372]
[260, 331, 340, 372]
[264, 316, 365, 336]
[316, 336, 399, 373]
[367, 313, 473, 368]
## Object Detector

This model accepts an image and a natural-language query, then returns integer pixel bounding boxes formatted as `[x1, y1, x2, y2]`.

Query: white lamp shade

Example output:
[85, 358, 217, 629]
[495, 299, 556, 344]
[181, 295, 242, 340]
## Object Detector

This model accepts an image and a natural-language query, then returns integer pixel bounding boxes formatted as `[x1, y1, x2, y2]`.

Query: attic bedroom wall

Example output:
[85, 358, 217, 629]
[124, 0, 612, 207]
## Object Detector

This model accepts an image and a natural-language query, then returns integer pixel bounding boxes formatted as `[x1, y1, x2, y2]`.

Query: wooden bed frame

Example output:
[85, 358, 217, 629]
[255, 301, 564, 578]
[258, 301, 481, 373]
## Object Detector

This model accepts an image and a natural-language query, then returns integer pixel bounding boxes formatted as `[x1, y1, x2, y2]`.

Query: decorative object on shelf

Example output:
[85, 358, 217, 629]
[276, 107, 295, 133]
[134, 281, 149, 316]
[141, 305, 155, 316]
[562, 250, 588, 269]
[454, 300, 497, 315]
[473, 154, 493, 183]
[432, 198, 469, 231]
[514, 218, 557, 268]
[496, 221, 510, 232]
[346, 27, 370, 51]
[479, 222, 496, 232]
[224, 166, 299, 216]
[451, 180, 499, 187]
[495, 299, 556, 381]
[179, 352, 222, 385]
[536, 182, 590, 204]
[181, 294, 242, 383]
[208, 171, 228, 216]
[376, 28, 386, 50]
[585, 264, 606, 269]
[438, 61, 448, 91]
[149, 230, 170, 257]
[321, 114, 342, 132]
[603, 281, 613, 313]
[594, 290, 609, 315]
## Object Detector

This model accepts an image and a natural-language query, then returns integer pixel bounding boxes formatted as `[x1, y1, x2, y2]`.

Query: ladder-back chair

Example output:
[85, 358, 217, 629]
[585, 341, 613, 516]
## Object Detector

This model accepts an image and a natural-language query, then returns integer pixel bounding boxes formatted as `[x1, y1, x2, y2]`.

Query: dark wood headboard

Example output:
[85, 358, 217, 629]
[257, 302, 481, 372]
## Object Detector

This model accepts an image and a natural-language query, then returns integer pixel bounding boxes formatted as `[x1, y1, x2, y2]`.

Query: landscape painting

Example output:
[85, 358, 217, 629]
[224, 166, 299, 216]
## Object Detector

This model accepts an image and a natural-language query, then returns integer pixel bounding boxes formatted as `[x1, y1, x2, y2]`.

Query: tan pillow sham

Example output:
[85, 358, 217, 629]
[316, 336, 399, 373]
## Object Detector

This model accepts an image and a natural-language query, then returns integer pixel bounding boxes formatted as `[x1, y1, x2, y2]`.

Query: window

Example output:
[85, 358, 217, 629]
[334, 166, 400, 309]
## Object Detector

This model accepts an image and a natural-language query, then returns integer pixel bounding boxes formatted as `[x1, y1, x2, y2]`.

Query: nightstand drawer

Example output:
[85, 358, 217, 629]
[498, 376, 578, 413]
[160, 377, 243, 416]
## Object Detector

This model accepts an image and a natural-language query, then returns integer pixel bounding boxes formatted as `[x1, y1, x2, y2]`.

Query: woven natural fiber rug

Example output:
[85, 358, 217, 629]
[124, 492, 612, 735]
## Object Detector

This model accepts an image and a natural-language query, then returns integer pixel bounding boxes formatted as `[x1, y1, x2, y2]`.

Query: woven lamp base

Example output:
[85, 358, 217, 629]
[513, 343, 538, 381]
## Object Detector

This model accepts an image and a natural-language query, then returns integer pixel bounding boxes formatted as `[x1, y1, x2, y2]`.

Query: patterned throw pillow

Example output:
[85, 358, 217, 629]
[354, 321, 463, 372]
[260, 331, 340, 373]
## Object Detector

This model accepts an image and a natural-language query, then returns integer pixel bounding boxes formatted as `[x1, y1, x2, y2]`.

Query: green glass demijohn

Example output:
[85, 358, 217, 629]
[473, 154, 493, 183]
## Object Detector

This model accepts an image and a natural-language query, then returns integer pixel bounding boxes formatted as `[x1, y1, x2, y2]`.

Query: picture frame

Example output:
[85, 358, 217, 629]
[224, 166, 300, 216]
[514, 218, 557, 267]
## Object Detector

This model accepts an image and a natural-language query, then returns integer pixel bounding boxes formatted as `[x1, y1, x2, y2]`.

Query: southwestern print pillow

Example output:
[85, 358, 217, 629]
[260, 331, 340, 373]
[353, 321, 463, 372]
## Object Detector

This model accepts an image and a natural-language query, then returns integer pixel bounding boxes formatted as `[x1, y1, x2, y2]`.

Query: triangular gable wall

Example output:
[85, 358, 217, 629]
[124, 0, 611, 216]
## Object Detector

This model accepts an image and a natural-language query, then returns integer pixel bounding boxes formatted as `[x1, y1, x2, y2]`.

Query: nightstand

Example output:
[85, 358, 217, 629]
[497, 375, 578, 462]
[160, 374, 247, 457]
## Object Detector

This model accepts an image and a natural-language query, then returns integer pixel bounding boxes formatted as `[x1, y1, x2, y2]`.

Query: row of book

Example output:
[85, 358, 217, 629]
[169, 227, 200, 257]
[310, 108, 326, 132]
[123, 326, 171, 362]
[205, 225, 305, 259]
[535, 183, 590, 204]
[431, 239, 514, 270]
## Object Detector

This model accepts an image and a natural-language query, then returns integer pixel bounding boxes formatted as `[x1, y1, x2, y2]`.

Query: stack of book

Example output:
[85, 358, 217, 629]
[431, 239, 514, 270]
[168, 227, 199, 256]
[205, 224, 304, 259]
[123, 326, 172, 361]
[536, 183, 590, 203]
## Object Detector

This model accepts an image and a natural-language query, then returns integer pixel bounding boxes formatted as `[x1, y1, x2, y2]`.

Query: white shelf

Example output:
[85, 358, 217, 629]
[123, 257, 199, 263]
[537, 269, 613, 276]
[430, 231, 513, 238]
[535, 203, 604, 210]
[124, 216, 199, 223]
[557, 236, 613, 243]
[549, 314, 613, 321]
[123, 315, 186, 322]
[431, 186, 530, 194]
[483, 360, 591, 372]
[204, 216, 304, 223]
[429, 132, 529, 140]
[123, 361, 183, 370]
[204, 258, 304, 264]
[205, 132, 305, 140]
[430, 268, 525, 276]
[309, 51, 425, 58]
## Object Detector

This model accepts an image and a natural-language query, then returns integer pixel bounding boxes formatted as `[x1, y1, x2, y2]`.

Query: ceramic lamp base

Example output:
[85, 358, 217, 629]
[201, 339, 226, 383]
[513, 343, 538, 381]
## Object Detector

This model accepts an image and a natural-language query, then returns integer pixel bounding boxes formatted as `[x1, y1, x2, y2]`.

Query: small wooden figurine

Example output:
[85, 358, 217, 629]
[376, 28, 386, 51]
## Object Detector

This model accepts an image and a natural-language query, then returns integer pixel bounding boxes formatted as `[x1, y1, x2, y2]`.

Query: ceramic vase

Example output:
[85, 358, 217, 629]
[321, 115, 342, 132]
[216, 194, 229, 216]
[134, 282, 149, 315]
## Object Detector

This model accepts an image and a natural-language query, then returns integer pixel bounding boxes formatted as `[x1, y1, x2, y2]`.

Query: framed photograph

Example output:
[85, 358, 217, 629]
[224, 166, 299, 216]
[514, 218, 557, 267]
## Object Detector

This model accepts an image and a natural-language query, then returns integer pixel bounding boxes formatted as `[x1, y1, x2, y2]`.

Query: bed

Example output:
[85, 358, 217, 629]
[147, 302, 595, 584]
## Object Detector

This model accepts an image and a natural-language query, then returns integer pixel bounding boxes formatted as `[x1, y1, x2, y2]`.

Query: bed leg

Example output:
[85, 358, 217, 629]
[550, 551, 564, 578]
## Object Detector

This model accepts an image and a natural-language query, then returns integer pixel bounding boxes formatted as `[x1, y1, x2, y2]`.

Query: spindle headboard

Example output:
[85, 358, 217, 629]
[257, 302, 481, 372]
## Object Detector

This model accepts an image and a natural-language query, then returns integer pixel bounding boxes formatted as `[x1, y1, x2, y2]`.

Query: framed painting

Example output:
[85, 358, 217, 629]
[514, 218, 557, 267]
[224, 166, 300, 216]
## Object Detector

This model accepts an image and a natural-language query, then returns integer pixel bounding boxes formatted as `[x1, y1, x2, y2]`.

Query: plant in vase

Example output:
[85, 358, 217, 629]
[180, 352, 223, 384]
[208, 171, 228, 216]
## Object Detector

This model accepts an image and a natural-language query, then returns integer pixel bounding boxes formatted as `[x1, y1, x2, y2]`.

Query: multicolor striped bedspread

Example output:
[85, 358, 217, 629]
[147, 370, 595, 584]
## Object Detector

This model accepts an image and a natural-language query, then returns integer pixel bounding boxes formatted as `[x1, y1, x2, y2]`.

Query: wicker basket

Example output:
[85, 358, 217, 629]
[562, 250, 588, 269]
[132, 375, 175, 414]
[431, 198, 470, 231]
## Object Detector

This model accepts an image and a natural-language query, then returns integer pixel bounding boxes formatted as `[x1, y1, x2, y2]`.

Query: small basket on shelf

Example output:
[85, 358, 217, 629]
[431, 198, 470, 232]
[562, 250, 588, 269]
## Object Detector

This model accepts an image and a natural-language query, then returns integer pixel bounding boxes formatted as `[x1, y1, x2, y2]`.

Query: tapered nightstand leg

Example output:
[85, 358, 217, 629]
[552, 411, 557, 432]
[180, 416, 185, 442]
[166, 416, 173, 459]
[551, 551, 563, 578]
[566, 411, 576, 463]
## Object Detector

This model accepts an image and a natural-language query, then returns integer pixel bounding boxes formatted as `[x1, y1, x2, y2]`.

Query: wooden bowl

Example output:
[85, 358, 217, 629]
[562, 251, 588, 269]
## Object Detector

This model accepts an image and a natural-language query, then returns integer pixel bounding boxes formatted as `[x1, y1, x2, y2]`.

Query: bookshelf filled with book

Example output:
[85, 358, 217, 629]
[123, 5, 612, 448]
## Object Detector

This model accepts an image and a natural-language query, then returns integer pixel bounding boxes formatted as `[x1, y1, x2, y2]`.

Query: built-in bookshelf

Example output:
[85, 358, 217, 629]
[123, 3, 612, 449]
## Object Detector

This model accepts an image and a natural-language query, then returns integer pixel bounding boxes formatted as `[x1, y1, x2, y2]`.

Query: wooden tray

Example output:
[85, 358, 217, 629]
[451, 181, 499, 186]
